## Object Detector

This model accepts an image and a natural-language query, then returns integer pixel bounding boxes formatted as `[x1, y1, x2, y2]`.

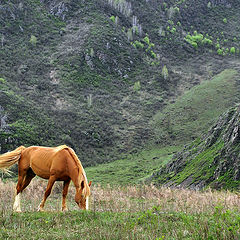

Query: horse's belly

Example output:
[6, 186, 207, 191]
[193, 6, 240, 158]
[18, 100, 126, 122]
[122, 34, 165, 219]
[30, 160, 51, 179]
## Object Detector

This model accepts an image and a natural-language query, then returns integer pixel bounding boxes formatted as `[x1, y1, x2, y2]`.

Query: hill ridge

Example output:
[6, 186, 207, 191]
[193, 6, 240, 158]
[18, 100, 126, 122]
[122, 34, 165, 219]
[151, 105, 240, 190]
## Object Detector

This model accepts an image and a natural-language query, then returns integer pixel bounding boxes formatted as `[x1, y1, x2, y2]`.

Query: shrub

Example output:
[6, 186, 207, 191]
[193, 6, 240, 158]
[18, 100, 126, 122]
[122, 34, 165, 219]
[110, 16, 115, 22]
[110, 15, 118, 24]
[174, 7, 180, 13]
[133, 81, 141, 91]
[202, 37, 212, 45]
[185, 31, 212, 49]
[29, 35, 37, 45]
[230, 47, 236, 54]
[0, 77, 6, 84]
[217, 48, 223, 55]
[150, 50, 156, 59]
[215, 43, 220, 49]
[143, 36, 150, 45]
[223, 18, 227, 24]
[163, 2, 167, 9]
[170, 27, 176, 34]
[146, 43, 154, 52]
[132, 40, 144, 49]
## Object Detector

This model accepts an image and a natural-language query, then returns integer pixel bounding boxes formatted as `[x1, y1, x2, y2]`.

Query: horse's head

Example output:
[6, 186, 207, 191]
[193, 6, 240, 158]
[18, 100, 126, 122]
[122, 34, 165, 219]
[75, 180, 92, 210]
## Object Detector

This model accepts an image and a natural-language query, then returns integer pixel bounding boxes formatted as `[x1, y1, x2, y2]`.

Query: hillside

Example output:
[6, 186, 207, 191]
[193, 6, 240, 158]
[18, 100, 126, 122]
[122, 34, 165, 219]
[151, 106, 240, 190]
[86, 69, 239, 186]
[1, 0, 240, 168]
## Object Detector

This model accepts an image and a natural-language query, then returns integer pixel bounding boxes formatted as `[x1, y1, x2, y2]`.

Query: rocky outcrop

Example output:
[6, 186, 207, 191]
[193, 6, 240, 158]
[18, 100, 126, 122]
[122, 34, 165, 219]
[0, 106, 9, 132]
[0, 105, 11, 153]
[151, 106, 240, 190]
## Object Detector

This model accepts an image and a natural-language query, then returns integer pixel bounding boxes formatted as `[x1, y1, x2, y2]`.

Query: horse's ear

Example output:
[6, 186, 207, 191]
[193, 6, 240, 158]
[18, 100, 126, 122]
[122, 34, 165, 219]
[81, 180, 85, 189]
[89, 181, 92, 187]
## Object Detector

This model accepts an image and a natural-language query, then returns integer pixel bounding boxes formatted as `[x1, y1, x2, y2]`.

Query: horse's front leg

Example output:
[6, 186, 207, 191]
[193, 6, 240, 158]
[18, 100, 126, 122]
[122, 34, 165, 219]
[38, 175, 56, 211]
[62, 179, 71, 211]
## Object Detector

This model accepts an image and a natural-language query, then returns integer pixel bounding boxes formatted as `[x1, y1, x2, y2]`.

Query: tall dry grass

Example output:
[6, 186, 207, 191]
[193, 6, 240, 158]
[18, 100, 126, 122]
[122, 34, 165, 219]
[0, 178, 239, 214]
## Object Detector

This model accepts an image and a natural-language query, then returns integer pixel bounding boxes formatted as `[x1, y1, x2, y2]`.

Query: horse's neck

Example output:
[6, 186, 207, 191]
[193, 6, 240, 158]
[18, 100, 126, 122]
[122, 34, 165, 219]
[70, 166, 86, 190]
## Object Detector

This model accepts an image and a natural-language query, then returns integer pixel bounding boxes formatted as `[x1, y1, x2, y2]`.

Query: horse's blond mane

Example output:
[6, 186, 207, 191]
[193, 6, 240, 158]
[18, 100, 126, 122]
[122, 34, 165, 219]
[0, 146, 26, 169]
[58, 145, 90, 196]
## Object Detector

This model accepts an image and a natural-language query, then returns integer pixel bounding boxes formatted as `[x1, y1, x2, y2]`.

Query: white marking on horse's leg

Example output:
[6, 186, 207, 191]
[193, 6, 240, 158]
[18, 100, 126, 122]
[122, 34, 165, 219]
[37, 204, 41, 212]
[13, 193, 21, 212]
[86, 196, 89, 210]
[37, 202, 44, 212]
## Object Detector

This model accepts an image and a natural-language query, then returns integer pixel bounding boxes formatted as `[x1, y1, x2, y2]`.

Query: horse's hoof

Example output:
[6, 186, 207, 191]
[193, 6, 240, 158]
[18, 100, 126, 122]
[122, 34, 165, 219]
[13, 209, 22, 213]
[62, 207, 68, 212]
[37, 206, 44, 212]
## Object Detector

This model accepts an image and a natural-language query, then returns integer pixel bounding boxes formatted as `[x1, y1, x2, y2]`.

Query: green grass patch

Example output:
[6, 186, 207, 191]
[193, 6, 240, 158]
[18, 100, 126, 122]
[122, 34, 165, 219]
[152, 69, 239, 145]
[171, 140, 224, 185]
[86, 145, 181, 185]
[1, 206, 239, 239]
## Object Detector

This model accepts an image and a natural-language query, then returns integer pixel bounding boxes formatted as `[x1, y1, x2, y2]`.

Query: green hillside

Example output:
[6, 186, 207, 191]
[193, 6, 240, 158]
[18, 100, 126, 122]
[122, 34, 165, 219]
[151, 69, 239, 144]
[86, 145, 181, 185]
[1, 0, 240, 187]
[151, 106, 240, 190]
[85, 69, 240, 186]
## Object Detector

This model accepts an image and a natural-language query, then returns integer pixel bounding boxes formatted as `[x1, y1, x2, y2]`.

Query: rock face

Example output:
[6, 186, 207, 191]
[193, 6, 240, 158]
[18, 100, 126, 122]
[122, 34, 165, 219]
[0, 105, 10, 133]
[0, 105, 11, 153]
[151, 106, 240, 190]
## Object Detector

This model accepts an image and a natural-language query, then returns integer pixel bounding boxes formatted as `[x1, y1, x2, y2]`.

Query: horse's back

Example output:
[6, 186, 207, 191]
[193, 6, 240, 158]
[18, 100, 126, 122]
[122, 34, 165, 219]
[21, 145, 71, 179]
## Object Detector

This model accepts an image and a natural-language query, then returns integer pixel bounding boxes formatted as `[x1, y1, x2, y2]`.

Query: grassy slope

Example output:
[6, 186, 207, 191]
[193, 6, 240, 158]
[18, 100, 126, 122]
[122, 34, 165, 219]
[85, 69, 239, 186]
[86, 145, 181, 185]
[151, 69, 239, 144]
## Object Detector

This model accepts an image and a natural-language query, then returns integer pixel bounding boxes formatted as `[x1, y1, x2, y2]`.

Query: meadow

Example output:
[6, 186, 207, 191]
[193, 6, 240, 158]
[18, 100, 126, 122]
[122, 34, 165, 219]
[0, 178, 240, 239]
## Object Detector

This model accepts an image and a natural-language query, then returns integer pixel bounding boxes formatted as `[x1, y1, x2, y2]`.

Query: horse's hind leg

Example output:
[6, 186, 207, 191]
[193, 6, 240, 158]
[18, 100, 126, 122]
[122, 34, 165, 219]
[21, 169, 36, 191]
[62, 179, 71, 211]
[38, 175, 56, 211]
[13, 171, 26, 212]
[13, 169, 35, 212]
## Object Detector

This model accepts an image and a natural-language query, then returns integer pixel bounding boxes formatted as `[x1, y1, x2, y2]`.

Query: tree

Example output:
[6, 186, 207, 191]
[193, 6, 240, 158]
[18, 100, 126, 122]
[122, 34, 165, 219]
[29, 35, 37, 46]
[162, 65, 168, 80]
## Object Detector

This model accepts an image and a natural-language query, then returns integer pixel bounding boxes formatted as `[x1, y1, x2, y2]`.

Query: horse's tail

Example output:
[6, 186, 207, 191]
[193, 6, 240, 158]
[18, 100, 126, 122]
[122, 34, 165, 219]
[0, 146, 26, 169]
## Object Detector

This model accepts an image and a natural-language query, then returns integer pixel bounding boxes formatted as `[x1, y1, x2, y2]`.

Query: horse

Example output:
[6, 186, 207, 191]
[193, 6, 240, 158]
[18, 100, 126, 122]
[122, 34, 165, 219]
[0, 145, 91, 212]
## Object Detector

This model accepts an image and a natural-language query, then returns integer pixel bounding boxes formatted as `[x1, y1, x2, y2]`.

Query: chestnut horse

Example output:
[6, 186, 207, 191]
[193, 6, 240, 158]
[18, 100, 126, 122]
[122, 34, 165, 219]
[0, 145, 91, 212]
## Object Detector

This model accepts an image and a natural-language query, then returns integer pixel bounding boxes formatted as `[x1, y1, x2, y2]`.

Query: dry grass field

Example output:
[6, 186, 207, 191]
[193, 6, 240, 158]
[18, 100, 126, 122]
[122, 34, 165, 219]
[0, 178, 240, 239]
